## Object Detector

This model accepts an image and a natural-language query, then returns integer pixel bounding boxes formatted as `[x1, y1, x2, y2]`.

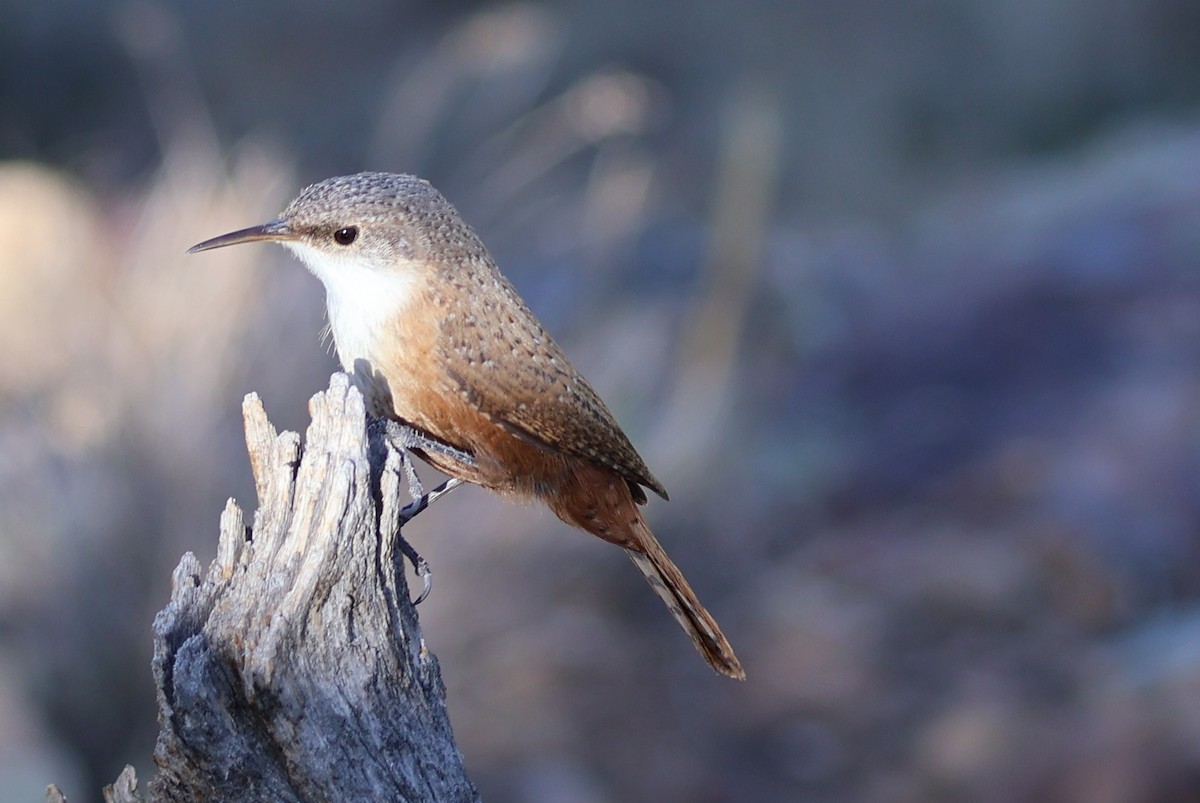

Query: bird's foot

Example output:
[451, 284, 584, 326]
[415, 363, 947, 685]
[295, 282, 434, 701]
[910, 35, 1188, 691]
[396, 535, 433, 605]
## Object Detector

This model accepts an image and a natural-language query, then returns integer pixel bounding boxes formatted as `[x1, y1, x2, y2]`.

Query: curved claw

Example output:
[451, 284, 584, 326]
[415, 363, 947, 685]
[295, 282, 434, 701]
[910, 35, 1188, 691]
[412, 558, 433, 606]
[397, 535, 433, 605]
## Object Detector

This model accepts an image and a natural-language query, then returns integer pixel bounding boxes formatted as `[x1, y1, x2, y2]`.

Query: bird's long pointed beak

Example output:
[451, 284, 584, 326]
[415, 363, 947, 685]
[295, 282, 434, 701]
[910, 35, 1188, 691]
[187, 219, 298, 254]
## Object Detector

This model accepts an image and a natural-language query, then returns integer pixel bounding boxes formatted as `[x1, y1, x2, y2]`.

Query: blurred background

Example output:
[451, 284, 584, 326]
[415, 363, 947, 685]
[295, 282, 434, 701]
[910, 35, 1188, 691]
[2, 1, 1200, 801]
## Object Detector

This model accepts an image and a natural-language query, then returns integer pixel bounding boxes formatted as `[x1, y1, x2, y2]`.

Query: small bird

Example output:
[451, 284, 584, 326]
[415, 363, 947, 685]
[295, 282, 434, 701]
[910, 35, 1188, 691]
[189, 172, 744, 679]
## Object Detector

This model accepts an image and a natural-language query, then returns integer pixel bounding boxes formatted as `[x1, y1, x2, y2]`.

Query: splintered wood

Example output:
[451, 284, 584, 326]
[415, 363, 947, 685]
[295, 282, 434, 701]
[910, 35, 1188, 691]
[143, 373, 478, 803]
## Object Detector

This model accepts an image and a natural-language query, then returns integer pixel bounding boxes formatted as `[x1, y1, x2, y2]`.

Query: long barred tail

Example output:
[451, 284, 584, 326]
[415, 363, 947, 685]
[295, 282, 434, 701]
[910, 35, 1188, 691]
[624, 534, 745, 680]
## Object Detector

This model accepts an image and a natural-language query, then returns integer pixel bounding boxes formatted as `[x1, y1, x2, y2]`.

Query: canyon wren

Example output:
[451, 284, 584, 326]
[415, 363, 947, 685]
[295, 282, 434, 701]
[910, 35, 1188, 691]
[189, 172, 744, 679]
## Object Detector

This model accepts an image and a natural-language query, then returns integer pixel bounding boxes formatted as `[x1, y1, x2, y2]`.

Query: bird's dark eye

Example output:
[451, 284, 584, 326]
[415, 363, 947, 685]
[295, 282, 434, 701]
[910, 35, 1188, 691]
[333, 226, 358, 245]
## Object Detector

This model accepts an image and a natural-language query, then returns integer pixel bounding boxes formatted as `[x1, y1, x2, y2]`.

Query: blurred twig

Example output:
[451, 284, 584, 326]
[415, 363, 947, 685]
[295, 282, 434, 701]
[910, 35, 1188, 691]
[653, 82, 782, 474]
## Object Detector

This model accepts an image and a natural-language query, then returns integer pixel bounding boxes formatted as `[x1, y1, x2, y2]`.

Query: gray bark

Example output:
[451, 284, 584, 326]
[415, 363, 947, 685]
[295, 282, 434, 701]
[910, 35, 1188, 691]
[52, 373, 478, 802]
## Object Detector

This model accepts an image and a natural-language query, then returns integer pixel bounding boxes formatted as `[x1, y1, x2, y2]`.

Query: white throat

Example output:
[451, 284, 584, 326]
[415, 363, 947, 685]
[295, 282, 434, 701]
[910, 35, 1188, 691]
[284, 242, 419, 370]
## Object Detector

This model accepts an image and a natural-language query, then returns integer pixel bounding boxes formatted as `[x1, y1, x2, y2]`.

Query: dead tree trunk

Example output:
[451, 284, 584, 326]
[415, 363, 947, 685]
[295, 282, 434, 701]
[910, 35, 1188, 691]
[53, 374, 479, 802]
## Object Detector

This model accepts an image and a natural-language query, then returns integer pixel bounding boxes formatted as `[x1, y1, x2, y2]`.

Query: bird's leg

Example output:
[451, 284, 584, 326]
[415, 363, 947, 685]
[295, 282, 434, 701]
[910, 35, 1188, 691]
[381, 418, 475, 470]
[378, 418, 474, 520]
[393, 474, 464, 605]
[399, 477, 463, 524]
[370, 418, 475, 604]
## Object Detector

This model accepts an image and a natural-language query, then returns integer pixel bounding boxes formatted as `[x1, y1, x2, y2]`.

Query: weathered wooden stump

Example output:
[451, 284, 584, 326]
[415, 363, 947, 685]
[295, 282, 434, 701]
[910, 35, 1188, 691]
[50, 374, 478, 802]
